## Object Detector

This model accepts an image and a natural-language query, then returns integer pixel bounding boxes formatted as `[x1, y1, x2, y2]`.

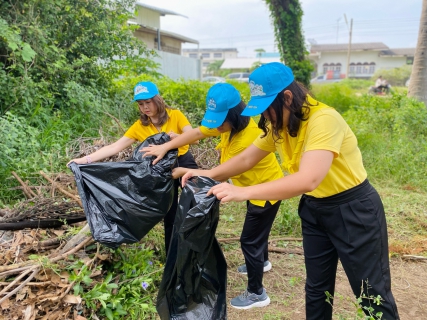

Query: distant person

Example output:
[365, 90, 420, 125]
[181, 63, 400, 319]
[375, 75, 391, 93]
[67, 81, 198, 254]
[142, 83, 284, 310]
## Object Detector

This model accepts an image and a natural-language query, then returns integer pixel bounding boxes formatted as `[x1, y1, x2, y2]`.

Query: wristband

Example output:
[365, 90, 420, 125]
[86, 156, 92, 164]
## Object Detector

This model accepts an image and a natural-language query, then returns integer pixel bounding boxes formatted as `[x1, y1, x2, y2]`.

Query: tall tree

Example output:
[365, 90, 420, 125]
[264, 0, 313, 86]
[408, 0, 427, 106]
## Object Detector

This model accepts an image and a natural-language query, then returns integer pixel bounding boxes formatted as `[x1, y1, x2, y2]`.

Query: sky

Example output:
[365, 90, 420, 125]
[140, 0, 422, 58]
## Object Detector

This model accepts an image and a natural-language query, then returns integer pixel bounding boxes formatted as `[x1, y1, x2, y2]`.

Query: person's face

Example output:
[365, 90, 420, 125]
[262, 90, 292, 129]
[137, 99, 158, 118]
[216, 121, 232, 133]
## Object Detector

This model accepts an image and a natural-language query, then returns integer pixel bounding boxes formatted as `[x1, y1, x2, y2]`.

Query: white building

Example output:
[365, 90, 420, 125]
[182, 48, 238, 75]
[309, 42, 415, 79]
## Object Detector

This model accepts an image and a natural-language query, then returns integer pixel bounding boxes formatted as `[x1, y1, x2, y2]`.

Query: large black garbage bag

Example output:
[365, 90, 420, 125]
[69, 133, 178, 248]
[157, 176, 227, 320]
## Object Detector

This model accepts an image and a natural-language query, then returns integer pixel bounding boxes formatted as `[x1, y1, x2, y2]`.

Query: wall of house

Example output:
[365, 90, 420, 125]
[183, 50, 238, 75]
[311, 51, 409, 78]
[133, 31, 182, 55]
[134, 30, 156, 50]
[135, 7, 160, 29]
[153, 50, 202, 80]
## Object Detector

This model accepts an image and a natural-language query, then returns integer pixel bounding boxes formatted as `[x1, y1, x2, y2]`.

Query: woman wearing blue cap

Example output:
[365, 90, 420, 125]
[142, 83, 283, 309]
[180, 63, 400, 319]
[68, 81, 198, 254]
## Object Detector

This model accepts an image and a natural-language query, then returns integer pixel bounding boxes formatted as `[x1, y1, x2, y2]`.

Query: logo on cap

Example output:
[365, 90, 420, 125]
[249, 81, 266, 97]
[207, 98, 217, 110]
[134, 84, 149, 96]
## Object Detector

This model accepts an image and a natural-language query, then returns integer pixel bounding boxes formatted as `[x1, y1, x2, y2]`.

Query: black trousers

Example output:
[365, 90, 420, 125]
[299, 180, 399, 320]
[240, 200, 281, 295]
[163, 151, 198, 254]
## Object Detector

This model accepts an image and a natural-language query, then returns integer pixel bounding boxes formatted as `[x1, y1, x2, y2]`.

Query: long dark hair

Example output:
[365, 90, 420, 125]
[223, 101, 250, 141]
[258, 81, 315, 140]
[139, 95, 170, 126]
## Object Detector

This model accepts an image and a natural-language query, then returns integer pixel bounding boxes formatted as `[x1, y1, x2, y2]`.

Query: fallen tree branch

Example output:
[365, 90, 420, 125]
[0, 267, 33, 296]
[267, 246, 304, 255]
[0, 266, 40, 305]
[217, 236, 303, 243]
[0, 216, 86, 230]
[39, 171, 82, 207]
[402, 255, 427, 261]
[11, 172, 37, 199]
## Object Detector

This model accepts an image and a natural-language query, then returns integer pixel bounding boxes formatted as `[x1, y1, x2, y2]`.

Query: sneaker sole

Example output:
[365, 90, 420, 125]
[230, 296, 271, 310]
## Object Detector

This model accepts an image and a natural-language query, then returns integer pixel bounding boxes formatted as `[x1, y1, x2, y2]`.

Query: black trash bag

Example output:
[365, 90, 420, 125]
[69, 133, 178, 248]
[157, 176, 227, 320]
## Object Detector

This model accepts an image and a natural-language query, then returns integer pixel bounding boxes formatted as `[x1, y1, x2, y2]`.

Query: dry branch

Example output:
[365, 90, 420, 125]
[267, 246, 303, 255]
[39, 171, 82, 207]
[0, 266, 40, 304]
[402, 255, 427, 261]
[11, 171, 37, 199]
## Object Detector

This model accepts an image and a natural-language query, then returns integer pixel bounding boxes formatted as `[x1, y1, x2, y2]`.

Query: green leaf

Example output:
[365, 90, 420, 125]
[21, 43, 36, 62]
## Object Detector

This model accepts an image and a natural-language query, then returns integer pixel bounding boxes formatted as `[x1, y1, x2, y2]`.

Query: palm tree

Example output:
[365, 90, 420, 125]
[408, 0, 427, 106]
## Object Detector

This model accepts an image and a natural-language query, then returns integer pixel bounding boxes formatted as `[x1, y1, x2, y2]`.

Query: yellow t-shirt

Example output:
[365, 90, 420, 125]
[124, 109, 191, 156]
[253, 98, 367, 198]
[200, 118, 283, 206]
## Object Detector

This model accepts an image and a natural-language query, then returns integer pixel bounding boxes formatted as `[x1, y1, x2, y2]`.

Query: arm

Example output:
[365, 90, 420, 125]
[142, 127, 207, 165]
[180, 144, 271, 186]
[207, 149, 334, 203]
[67, 136, 136, 165]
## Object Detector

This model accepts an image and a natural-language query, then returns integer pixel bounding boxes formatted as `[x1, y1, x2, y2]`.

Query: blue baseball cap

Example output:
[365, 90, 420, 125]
[241, 62, 294, 116]
[133, 81, 159, 101]
[201, 83, 241, 129]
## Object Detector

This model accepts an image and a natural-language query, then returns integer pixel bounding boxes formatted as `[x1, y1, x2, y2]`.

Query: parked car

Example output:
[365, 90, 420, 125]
[202, 76, 226, 84]
[225, 72, 250, 83]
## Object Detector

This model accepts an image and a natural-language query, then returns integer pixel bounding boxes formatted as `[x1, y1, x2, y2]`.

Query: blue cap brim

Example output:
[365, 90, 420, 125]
[133, 92, 157, 101]
[241, 94, 278, 116]
[201, 109, 228, 129]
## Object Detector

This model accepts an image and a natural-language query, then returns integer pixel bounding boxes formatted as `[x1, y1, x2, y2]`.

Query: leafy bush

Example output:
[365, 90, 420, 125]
[372, 65, 412, 87]
[311, 82, 358, 113]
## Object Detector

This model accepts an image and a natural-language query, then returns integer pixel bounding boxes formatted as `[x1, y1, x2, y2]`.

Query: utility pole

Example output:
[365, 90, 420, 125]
[344, 15, 353, 79]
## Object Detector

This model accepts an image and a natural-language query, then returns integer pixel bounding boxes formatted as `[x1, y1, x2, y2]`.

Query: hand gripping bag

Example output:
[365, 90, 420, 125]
[157, 176, 227, 320]
[69, 133, 177, 248]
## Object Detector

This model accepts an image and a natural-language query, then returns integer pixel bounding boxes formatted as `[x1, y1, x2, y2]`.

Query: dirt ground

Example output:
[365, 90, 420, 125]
[224, 250, 427, 320]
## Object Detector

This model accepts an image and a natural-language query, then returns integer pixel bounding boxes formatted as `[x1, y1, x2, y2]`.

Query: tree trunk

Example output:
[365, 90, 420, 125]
[408, 0, 427, 106]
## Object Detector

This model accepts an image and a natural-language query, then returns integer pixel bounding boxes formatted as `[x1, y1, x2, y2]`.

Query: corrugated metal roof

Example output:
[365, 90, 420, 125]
[135, 2, 187, 18]
[131, 22, 199, 44]
[311, 42, 389, 52]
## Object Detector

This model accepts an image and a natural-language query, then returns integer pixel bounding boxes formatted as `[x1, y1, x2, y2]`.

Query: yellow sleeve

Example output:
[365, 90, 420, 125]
[123, 120, 143, 140]
[199, 126, 221, 137]
[174, 110, 191, 133]
[252, 125, 277, 153]
[304, 112, 346, 157]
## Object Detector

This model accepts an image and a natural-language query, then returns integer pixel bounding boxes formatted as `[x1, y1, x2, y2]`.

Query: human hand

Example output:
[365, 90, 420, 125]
[168, 131, 179, 140]
[141, 144, 167, 165]
[181, 169, 211, 187]
[67, 157, 89, 166]
[207, 182, 248, 203]
[172, 167, 190, 179]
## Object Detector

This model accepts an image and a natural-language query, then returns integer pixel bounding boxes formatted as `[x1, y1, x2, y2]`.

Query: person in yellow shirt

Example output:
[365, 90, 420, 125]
[180, 63, 400, 319]
[142, 83, 283, 309]
[68, 81, 198, 254]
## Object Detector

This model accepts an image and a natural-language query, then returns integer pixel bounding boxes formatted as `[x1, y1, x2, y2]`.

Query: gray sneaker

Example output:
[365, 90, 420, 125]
[237, 260, 272, 275]
[230, 288, 270, 309]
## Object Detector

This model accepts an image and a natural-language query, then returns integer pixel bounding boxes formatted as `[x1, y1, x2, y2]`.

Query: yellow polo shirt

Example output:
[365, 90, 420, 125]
[200, 118, 283, 206]
[253, 101, 367, 198]
[124, 109, 191, 156]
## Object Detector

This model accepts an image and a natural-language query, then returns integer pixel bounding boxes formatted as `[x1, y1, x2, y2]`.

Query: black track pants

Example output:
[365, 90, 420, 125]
[299, 180, 399, 320]
[240, 200, 281, 295]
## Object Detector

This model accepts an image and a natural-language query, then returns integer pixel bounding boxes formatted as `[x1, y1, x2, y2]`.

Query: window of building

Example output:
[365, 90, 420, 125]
[356, 65, 362, 73]
[349, 65, 355, 73]
[189, 53, 197, 58]
[406, 57, 414, 65]
[335, 63, 341, 72]
[203, 62, 210, 67]
[201, 53, 210, 58]
[213, 53, 222, 58]
[323, 63, 329, 74]
[369, 62, 375, 74]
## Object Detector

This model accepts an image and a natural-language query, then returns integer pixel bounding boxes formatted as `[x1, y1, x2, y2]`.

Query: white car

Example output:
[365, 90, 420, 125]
[202, 76, 226, 84]
[225, 72, 250, 83]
